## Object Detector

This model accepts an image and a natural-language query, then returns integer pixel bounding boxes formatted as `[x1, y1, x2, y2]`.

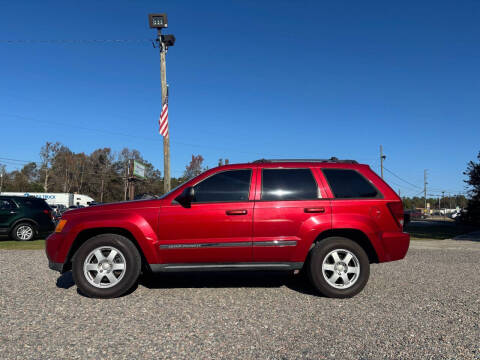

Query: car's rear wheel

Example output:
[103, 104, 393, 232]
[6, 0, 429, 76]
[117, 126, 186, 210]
[72, 234, 141, 298]
[12, 222, 35, 241]
[308, 237, 370, 298]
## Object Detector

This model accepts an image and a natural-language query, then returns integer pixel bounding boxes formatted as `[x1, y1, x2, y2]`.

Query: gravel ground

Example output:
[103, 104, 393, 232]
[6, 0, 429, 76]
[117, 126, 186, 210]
[0, 241, 479, 359]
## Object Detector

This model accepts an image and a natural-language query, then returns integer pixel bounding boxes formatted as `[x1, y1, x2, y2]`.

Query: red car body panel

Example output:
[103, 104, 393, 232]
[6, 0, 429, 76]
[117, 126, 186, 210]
[47, 201, 163, 265]
[157, 200, 255, 263]
[46, 161, 410, 272]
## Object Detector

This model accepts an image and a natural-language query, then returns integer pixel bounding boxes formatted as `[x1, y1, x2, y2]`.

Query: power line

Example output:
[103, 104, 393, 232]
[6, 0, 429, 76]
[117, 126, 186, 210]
[0, 39, 152, 45]
[383, 166, 422, 189]
[384, 176, 422, 193]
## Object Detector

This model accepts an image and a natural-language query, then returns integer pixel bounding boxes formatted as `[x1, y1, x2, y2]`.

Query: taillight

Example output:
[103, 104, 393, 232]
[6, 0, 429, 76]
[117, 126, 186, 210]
[43, 209, 54, 220]
[387, 202, 404, 228]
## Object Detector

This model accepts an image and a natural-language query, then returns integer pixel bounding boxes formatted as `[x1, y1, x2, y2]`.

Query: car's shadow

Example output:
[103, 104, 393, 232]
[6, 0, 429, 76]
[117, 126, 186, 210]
[55, 271, 139, 297]
[56, 270, 319, 297]
[139, 271, 318, 296]
[56, 271, 75, 289]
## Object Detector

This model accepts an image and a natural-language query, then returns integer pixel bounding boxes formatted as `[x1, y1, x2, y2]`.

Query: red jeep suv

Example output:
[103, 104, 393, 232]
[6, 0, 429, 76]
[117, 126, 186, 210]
[46, 159, 409, 298]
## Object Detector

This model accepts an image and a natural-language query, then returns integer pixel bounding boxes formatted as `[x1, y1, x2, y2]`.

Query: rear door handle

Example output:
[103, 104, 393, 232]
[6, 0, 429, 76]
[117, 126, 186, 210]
[304, 207, 326, 213]
[226, 209, 248, 215]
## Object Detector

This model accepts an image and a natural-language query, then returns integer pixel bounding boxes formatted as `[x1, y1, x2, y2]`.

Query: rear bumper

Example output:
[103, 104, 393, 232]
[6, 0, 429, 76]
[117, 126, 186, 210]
[380, 231, 410, 262]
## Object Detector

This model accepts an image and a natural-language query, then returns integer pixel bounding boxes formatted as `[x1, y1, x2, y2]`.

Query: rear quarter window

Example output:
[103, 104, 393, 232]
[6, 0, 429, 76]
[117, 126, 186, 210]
[323, 169, 380, 199]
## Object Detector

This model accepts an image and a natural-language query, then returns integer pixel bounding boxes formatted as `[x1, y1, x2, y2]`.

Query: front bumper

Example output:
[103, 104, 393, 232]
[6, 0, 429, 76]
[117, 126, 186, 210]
[45, 232, 68, 272]
[48, 261, 63, 272]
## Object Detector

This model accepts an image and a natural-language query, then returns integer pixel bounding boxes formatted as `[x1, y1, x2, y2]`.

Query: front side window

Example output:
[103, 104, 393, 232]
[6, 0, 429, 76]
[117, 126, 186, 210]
[323, 169, 379, 198]
[261, 168, 319, 201]
[193, 169, 252, 203]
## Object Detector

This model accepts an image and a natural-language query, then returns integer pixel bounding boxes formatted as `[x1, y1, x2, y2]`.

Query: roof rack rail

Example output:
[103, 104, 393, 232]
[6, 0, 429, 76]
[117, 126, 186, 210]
[252, 157, 358, 164]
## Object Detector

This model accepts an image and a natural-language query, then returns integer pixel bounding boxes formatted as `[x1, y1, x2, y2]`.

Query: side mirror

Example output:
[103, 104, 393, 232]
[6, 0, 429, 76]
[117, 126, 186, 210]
[175, 186, 195, 208]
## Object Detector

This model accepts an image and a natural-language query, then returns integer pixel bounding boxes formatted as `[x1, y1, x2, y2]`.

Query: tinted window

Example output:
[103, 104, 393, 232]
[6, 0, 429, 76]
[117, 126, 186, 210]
[18, 197, 50, 209]
[0, 199, 14, 210]
[261, 169, 318, 201]
[323, 169, 379, 198]
[193, 170, 252, 203]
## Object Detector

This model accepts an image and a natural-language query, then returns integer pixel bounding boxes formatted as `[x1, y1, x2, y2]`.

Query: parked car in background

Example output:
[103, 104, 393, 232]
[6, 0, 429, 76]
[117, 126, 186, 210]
[50, 204, 67, 223]
[50, 204, 67, 215]
[404, 209, 426, 221]
[0, 196, 55, 241]
[46, 158, 409, 299]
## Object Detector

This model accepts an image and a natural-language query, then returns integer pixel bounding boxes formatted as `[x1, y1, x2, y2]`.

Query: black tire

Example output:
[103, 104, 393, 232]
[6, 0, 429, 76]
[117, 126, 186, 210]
[307, 237, 370, 298]
[11, 222, 35, 241]
[72, 234, 141, 298]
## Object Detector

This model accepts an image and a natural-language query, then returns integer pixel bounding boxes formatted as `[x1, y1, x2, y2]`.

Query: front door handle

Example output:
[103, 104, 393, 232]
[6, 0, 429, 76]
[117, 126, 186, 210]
[304, 207, 326, 213]
[226, 209, 248, 215]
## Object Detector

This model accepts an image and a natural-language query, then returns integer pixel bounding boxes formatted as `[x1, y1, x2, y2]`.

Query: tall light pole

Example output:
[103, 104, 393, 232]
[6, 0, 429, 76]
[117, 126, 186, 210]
[149, 13, 175, 193]
[379, 145, 386, 179]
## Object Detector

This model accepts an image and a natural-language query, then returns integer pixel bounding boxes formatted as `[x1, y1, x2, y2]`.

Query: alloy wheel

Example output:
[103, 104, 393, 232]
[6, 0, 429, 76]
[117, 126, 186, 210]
[16, 225, 33, 241]
[83, 246, 127, 289]
[321, 248, 360, 289]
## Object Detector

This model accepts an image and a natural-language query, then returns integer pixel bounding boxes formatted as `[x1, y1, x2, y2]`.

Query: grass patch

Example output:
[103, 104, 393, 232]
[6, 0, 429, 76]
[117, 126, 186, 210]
[0, 239, 45, 250]
[405, 221, 479, 240]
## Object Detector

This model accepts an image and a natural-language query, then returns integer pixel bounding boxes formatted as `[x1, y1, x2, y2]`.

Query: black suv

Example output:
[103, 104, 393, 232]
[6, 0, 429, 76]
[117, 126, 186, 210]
[0, 196, 55, 241]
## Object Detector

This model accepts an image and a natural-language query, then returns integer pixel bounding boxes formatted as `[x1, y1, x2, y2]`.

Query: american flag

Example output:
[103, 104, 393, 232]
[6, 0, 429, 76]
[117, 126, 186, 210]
[159, 102, 169, 138]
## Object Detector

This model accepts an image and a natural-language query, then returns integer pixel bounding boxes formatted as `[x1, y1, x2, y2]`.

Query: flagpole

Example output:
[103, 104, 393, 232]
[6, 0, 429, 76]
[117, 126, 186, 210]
[159, 37, 171, 193]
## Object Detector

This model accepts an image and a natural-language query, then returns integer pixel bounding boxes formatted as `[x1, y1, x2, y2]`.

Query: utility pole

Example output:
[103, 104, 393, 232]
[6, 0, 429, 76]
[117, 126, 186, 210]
[380, 145, 386, 179]
[128, 159, 135, 201]
[424, 169, 428, 214]
[0, 170, 3, 194]
[124, 161, 128, 201]
[441, 191, 445, 219]
[149, 13, 175, 194]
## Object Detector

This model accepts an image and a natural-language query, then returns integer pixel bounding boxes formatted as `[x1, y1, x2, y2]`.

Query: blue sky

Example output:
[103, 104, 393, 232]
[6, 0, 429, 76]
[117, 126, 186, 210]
[0, 0, 479, 197]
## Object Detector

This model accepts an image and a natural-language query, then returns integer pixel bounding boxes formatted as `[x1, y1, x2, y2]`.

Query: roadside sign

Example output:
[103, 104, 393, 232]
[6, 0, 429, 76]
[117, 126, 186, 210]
[133, 161, 146, 179]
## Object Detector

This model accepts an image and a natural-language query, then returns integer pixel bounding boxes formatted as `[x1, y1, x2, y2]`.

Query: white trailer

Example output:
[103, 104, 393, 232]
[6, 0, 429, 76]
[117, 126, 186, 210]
[0, 192, 94, 207]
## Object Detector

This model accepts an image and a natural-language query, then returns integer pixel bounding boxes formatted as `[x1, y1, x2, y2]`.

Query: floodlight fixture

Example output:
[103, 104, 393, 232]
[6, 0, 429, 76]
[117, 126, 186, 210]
[149, 13, 168, 29]
[161, 34, 176, 47]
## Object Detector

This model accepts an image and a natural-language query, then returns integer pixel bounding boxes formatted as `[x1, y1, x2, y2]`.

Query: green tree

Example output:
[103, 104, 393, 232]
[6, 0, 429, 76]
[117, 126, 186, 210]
[464, 152, 480, 224]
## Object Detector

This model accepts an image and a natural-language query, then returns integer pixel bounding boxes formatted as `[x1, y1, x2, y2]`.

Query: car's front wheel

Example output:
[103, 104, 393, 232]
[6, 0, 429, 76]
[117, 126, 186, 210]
[72, 234, 141, 298]
[308, 236, 370, 298]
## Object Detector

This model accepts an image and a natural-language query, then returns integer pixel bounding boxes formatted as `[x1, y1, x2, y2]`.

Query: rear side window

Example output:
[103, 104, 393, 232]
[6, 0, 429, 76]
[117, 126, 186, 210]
[18, 198, 50, 209]
[261, 169, 319, 201]
[193, 169, 252, 203]
[323, 169, 379, 199]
